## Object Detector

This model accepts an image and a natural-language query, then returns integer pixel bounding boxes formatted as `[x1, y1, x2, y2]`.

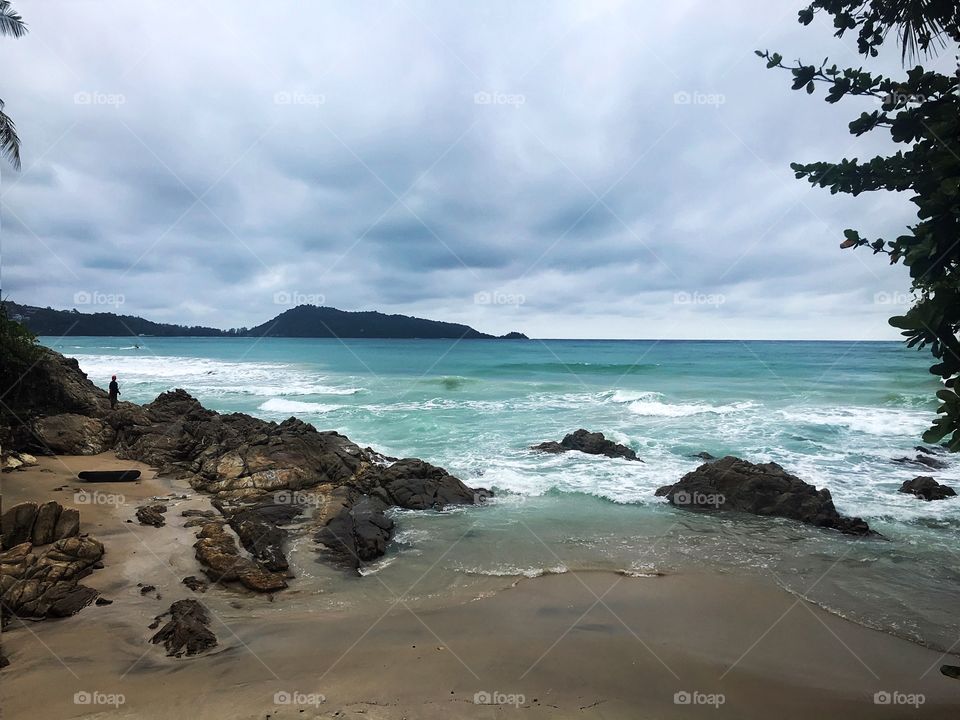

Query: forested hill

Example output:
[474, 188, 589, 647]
[3, 302, 527, 340]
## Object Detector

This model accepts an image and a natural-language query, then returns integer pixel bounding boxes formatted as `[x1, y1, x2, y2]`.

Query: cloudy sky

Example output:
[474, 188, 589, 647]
[1, 0, 953, 339]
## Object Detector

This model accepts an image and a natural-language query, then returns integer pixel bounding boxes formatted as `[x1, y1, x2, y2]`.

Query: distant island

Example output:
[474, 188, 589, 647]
[3, 301, 528, 340]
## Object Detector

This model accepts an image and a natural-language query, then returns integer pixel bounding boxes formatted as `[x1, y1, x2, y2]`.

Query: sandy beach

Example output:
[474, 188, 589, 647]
[2, 453, 958, 719]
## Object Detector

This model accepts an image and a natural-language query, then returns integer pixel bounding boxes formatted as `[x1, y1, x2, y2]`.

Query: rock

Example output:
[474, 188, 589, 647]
[1, 536, 105, 618]
[95, 597, 113, 606]
[182, 576, 208, 593]
[1, 455, 23, 472]
[899, 476, 957, 501]
[31, 501, 62, 546]
[1, 502, 38, 549]
[0, 654, 8, 668]
[1, 501, 79, 550]
[531, 429, 641, 461]
[150, 599, 217, 657]
[655, 456, 874, 536]
[371, 459, 491, 510]
[315, 488, 394, 568]
[219, 500, 302, 572]
[33, 414, 115, 455]
[135, 503, 168, 528]
[139, 585, 156, 595]
[17, 453, 38, 467]
[942, 665, 960, 680]
[892, 454, 949, 470]
[691, 452, 716, 460]
[193, 522, 287, 592]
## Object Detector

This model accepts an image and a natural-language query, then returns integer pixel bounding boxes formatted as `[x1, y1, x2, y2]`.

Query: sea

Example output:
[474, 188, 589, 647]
[42, 337, 960, 652]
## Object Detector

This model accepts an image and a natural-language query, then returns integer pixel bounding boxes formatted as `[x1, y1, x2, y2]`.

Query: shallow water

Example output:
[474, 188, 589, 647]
[45, 337, 960, 650]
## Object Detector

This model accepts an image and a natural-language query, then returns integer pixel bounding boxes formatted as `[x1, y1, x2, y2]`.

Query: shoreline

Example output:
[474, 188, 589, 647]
[2, 454, 959, 718]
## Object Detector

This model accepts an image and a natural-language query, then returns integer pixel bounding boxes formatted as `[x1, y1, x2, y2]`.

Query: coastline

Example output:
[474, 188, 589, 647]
[2, 454, 958, 719]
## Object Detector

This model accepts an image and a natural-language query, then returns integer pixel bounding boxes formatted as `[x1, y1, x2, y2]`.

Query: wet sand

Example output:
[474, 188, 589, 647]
[2, 454, 959, 719]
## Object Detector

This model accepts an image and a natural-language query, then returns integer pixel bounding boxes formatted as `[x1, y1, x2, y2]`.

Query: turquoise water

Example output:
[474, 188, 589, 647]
[44, 337, 960, 650]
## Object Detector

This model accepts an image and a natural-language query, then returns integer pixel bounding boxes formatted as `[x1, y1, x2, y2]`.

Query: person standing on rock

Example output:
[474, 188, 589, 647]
[108, 375, 121, 409]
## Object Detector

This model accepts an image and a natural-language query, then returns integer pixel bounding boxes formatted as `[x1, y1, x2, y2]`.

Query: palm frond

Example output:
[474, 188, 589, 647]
[0, 100, 22, 171]
[0, 2, 27, 38]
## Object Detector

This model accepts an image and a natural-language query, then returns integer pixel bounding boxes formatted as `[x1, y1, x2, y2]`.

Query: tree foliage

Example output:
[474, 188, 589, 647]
[0, 0, 26, 170]
[759, 1, 960, 450]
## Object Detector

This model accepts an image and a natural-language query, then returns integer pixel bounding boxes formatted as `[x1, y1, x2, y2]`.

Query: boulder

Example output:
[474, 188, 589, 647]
[655, 456, 873, 536]
[531, 429, 640, 461]
[192, 522, 287, 593]
[1, 536, 105, 619]
[899, 476, 957, 501]
[150, 599, 217, 657]
[182, 576, 208, 593]
[1, 502, 79, 550]
[892, 454, 949, 471]
[372, 459, 490, 510]
[315, 487, 394, 569]
[34, 414, 115, 455]
[135, 503, 167, 528]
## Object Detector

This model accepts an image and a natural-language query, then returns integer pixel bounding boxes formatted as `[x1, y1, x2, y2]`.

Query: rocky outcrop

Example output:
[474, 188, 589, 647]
[1, 451, 37, 472]
[192, 522, 287, 593]
[899, 476, 957, 501]
[655, 456, 873, 536]
[3, 349, 490, 587]
[34, 414, 115, 455]
[531, 429, 640, 461]
[1, 501, 80, 549]
[150, 599, 217, 657]
[1, 534, 105, 619]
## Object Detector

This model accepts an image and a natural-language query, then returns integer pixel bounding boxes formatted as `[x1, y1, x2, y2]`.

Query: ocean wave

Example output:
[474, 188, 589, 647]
[609, 389, 661, 403]
[456, 564, 568, 578]
[488, 361, 658, 376]
[627, 399, 754, 417]
[778, 407, 932, 436]
[258, 398, 341, 414]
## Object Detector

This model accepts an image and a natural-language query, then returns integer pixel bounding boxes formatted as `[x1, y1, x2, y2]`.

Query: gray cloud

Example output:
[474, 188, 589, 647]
[1, 0, 949, 339]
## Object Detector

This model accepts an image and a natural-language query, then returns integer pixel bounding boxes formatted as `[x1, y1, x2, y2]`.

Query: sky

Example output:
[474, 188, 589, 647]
[1, 0, 955, 340]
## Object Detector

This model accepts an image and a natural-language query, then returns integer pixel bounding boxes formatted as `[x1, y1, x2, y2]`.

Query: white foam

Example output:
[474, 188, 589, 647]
[258, 398, 341, 414]
[457, 564, 568, 578]
[610, 389, 660, 403]
[627, 399, 753, 417]
[778, 407, 931, 436]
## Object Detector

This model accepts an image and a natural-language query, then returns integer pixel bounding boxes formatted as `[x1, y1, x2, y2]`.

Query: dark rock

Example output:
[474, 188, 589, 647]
[95, 597, 113, 606]
[0, 653, 8, 669]
[150, 599, 217, 657]
[140, 585, 156, 594]
[2, 501, 79, 551]
[899, 476, 956, 501]
[33, 414, 115, 455]
[892, 454, 949, 470]
[942, 665, 960, 680]
[655, 456, 874, 536]
[369, 459, 491, 510]
[531, 429, 641, 461]
[915, 445, 946, 456]
[691, 452, 716, 460]
[315, 488, 394, 568]
[193, 522, 287, 592]
[182, 576, 208, 593]
[135, 503, 167, 528]
[1, 502, 38, 549]
[220, 500, 302, 572]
